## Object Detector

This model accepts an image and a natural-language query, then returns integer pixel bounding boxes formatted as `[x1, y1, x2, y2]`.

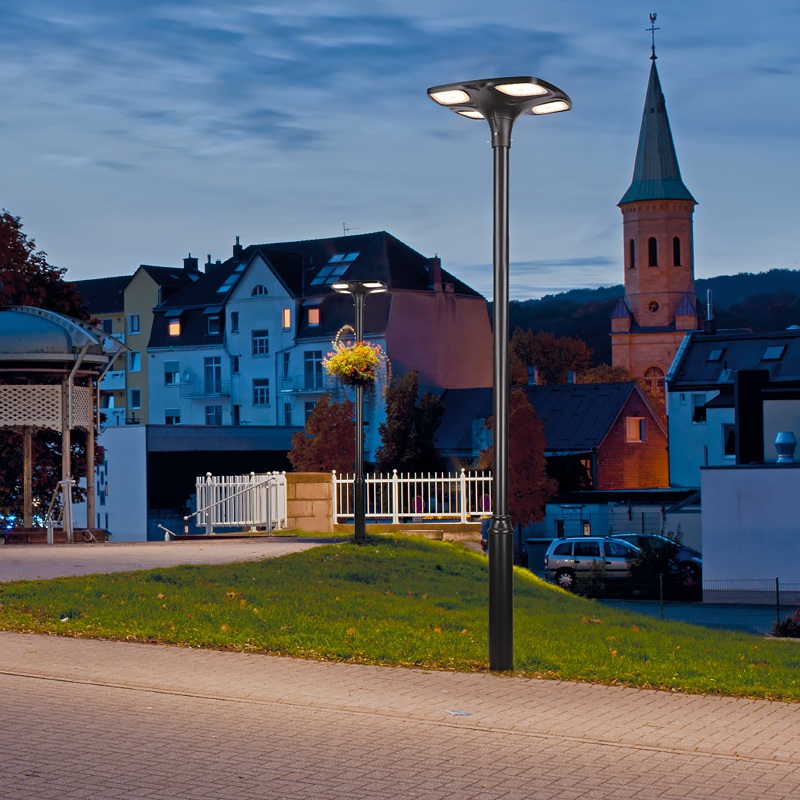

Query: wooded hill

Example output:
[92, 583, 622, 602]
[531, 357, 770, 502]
[503, 269, 800, 366]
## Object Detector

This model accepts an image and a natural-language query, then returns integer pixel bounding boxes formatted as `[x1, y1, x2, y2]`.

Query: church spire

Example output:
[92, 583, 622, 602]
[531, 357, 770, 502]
[619, 36, 695, 205]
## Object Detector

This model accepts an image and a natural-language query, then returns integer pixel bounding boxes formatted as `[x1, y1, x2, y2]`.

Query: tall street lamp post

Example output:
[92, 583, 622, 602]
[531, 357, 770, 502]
[427, 77, 571, 671]
[331, 279, 388, 545]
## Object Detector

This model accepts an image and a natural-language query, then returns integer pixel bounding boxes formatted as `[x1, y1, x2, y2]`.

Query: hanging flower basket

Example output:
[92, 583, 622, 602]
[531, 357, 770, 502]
[324, 327, 391, 388]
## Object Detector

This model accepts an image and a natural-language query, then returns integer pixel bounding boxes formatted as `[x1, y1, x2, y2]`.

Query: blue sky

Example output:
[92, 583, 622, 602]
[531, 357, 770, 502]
[1, 0, 798, 301]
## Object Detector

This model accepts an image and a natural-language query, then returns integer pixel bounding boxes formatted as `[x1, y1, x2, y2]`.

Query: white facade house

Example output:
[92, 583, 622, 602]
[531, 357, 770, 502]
[666, 328, 800, 488]
[146, 232, 492, 461]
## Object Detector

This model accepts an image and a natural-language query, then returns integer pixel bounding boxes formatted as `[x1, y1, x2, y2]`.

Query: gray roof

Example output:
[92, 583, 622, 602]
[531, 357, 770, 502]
[74, 275, 130, 314]
[437, 382, 651, 456]
[619, 59, 696, 205]
[667, 329, 800, 390]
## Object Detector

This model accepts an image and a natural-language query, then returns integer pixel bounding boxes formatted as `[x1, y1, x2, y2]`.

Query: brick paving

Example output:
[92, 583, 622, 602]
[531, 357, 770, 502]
[1, 541, 799, 798]
[1, 632, 799, 799]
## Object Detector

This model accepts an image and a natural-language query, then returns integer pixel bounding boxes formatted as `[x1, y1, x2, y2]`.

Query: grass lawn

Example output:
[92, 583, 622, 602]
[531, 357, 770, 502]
[1, 535, 798, 701]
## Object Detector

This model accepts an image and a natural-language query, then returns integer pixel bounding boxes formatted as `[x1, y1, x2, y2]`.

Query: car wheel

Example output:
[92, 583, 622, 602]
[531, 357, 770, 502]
[678, 562, 700, 586]
[555, 569, 576, 591]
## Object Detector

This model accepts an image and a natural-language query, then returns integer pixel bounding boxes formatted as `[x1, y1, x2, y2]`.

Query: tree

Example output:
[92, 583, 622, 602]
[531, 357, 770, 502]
[0, 211, 88, 317]
[478, 389, 557, 562]
[0, 212, 93, 525]
[287, 395, 355, 473]
[375, 370, 444, 473]
[510, 329, 592, 385]
[577, 364, 633, 383]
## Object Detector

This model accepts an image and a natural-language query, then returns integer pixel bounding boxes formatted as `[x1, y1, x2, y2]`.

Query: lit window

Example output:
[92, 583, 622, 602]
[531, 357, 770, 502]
[252, 329, 269, 356]
[164, 361, 179, 385]
[168, 319, 181, 337]
[128, 351, 141, 372]
[128, 314, 141, 334]
[308, 308, 320, 326]
[625, 417, 645, 442]
[282, 307, 291, 329]
[252, 378, 270, 406]
[251, 284, 268, 297]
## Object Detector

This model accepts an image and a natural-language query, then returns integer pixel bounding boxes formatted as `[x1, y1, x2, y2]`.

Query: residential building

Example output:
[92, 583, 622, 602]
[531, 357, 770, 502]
[76, 260, 201, 425]
[666, 328, 800, 488]
[437, 381, 669, 491]
[73, 275, 129, 423]
[147, 231, 493, 457]
[611, 45, 699, 399]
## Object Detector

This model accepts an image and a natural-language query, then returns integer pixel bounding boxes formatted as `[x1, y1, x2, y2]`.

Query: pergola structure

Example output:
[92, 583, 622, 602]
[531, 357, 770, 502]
[0, 306, 121, 537]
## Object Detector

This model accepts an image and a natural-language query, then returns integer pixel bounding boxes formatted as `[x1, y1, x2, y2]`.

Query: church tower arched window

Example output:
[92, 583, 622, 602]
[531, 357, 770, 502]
[648, 237, 658, 267]
[629, 239, 636, 269]
[673, 236, 681, 266]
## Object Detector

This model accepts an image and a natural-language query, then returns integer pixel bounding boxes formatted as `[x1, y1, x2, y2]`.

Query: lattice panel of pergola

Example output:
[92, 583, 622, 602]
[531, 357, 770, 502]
[71, 386, 92, 429]
[0, 385, 93, 431]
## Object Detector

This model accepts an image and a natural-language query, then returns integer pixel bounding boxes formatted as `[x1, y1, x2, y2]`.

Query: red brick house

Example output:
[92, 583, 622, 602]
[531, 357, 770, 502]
[437, 381, 669, 491]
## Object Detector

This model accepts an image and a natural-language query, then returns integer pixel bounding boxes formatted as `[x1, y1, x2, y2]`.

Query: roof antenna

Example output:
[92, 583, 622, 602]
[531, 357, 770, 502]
[343, 223, 359, 236]
[648, 13, 659, 60]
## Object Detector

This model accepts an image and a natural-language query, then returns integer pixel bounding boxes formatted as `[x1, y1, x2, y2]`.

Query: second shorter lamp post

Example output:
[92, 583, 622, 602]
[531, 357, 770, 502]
[427, 76, 571, 671]
[331, 279, 388, 544]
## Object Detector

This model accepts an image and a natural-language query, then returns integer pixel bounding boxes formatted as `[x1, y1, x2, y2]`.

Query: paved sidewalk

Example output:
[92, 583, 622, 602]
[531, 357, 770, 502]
[1, 631, 799, 799]
[0, 538, 323, 582]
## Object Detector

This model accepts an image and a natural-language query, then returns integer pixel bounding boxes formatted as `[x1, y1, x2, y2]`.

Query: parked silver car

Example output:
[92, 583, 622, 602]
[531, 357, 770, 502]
[544, 536, 641, 591]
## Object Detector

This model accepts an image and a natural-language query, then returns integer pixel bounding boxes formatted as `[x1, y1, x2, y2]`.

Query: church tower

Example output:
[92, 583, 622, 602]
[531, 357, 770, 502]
[611, 23, 698, 399]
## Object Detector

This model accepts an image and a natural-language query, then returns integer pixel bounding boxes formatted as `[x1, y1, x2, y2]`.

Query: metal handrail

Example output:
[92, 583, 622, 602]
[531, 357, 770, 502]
[45, 478, 76, 544]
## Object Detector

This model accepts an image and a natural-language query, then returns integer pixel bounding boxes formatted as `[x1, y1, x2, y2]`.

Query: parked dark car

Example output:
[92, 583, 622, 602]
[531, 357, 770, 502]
[609, 533, 702, 585]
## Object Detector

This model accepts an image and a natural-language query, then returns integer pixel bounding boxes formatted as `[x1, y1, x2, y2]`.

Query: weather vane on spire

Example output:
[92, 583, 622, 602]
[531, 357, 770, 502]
[648, 13, 660, 60]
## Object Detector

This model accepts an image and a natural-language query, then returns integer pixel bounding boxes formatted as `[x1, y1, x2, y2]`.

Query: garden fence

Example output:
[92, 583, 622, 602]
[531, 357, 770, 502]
[332, 469, 492, 525]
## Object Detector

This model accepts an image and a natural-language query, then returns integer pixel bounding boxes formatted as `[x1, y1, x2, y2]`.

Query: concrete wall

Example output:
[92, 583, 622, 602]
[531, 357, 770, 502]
[285, 473, 333, 533]
[94, 425, 148, 541]
[701, 464, 800, 581]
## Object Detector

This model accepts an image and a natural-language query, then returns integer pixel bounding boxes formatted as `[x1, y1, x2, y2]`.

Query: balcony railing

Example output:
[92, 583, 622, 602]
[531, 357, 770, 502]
[279, 376, 334, 394]
[179, 380, 231, 399]
[99, 370, 126, 391]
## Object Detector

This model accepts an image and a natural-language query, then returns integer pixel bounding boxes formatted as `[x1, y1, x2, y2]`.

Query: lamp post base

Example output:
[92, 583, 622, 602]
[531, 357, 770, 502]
[488, 514, 514, 671]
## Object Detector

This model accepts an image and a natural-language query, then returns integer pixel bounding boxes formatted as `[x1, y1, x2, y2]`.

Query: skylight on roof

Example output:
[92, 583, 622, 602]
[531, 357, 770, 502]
[309, 252, 361, 285]
[707, 349, 724, 362]
[762, 345, 786, 361]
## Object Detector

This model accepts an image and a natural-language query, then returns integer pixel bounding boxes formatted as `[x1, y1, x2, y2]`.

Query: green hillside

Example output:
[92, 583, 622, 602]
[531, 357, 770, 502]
[503, 269, 800, 366]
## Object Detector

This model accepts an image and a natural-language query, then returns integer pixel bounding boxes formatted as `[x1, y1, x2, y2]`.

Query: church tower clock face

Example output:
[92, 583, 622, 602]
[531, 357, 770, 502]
[648, 301, 659, 314]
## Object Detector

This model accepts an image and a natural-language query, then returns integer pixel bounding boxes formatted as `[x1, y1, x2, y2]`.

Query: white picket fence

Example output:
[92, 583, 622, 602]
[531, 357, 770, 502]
[189, 472, 287, 534]
[332, 469, 492, 524]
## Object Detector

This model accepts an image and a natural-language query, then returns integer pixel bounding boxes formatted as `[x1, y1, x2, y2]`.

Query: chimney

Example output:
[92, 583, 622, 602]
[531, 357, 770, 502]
[183, 252, 199, 273]
[204, 254, 222, 274]
[233, 235, 243, 259]
[734, 369, 769, 465]
[428, 255, 443, 293]
[567, 370, 576, 384]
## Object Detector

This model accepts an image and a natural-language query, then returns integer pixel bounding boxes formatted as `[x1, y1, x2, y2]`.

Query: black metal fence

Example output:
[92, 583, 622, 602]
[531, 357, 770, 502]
[573, 576, 800, 636]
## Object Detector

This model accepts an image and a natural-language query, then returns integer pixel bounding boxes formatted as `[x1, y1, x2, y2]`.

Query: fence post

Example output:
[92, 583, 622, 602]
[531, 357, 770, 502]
[205, 473, 214, 536]
[392, 469, 399, 525]
[460, 469, 468, 523]
[331, 471, 338, 525]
